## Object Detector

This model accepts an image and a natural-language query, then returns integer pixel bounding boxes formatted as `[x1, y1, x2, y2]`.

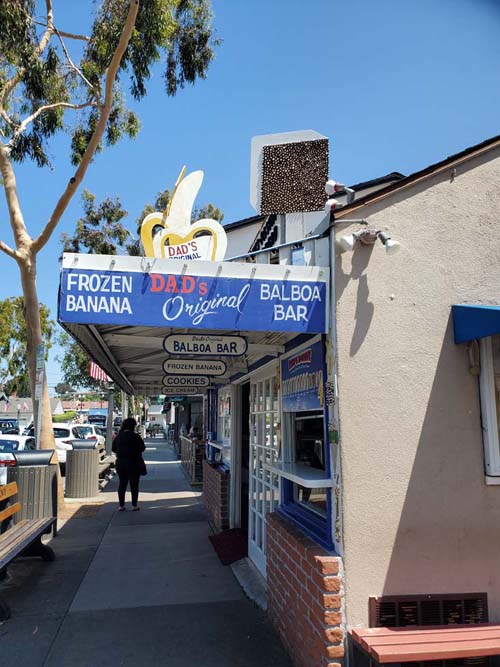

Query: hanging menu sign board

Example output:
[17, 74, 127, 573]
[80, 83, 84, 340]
[163, 359, 227, 376]
[163, 334, 247, 357]
[162, 375, 210, 388]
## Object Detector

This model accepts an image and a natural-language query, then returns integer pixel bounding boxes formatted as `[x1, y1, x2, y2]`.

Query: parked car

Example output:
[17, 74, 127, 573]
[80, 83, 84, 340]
[0, 418, 20, 435]
[88, 415, 106, 427]
[23, 423, 100, 468]
[0, 434, 36, 467]
[74, 423, 106, 447]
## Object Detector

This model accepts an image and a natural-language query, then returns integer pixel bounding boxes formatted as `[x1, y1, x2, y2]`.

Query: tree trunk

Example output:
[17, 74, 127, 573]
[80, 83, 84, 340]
[18, 252, 64, 506]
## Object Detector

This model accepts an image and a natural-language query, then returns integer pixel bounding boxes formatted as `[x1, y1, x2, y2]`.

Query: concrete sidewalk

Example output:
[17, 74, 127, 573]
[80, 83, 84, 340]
[0, 439, 291, 666]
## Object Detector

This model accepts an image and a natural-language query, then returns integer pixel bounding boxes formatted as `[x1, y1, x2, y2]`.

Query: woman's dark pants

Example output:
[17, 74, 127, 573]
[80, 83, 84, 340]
[117, 468, 140, 507]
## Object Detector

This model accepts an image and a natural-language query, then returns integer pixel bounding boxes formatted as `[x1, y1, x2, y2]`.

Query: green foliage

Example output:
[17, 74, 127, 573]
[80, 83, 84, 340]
[62, 186, 223, 256]
[0, 0, 219, 168]
[57, 331, 102, 391]
[55, 382, 74, 396]
[53, 410, 77, 423]
[0, 296, 54, 396]
[61, 189, 131, 255]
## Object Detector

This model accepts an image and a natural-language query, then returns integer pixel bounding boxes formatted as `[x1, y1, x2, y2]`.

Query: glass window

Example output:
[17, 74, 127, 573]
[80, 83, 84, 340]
[0, 439, 19, 451]
[53, 428, 70, 439]
[73, 426, 93, 438]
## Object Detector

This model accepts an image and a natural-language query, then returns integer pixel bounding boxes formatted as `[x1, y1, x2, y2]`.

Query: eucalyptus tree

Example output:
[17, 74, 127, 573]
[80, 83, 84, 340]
[0, 0, 218, 451]
[0, 296, 53, 396]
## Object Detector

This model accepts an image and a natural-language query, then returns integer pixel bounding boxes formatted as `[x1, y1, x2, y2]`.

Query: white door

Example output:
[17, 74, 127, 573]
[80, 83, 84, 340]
[248, 373, 280, 576]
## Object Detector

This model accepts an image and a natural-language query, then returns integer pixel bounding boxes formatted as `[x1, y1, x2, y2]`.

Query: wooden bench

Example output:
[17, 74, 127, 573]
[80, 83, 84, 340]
[350, 593, 499, 666]
[0, 482, 56, 620]
[98, 443, 115, 480]
[350, 624, 500, 663]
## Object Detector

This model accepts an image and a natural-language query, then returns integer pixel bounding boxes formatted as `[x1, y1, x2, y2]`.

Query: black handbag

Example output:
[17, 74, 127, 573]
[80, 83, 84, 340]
[139, 458, 147, 476]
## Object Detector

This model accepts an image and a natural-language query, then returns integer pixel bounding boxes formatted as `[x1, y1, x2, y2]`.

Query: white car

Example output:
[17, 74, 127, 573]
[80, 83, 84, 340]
[23, 423, 101, 465]
[0, 434, 37, 467]
[77, 423, 106, 448]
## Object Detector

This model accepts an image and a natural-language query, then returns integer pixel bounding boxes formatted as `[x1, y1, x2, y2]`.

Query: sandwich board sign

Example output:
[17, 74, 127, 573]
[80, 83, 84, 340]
[163, 359, 227, 376]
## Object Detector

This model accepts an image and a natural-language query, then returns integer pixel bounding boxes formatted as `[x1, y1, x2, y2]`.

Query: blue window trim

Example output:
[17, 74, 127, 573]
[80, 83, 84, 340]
[279, 482, 333, 551]
[278, 334, 334, 551]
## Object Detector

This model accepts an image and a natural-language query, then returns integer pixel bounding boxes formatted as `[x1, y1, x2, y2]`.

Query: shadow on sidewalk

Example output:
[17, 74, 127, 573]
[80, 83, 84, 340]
[0, 442, 292, 667]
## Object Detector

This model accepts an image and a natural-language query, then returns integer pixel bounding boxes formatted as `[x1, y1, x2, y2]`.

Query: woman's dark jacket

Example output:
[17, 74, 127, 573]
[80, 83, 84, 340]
[112, 430, 145, 475]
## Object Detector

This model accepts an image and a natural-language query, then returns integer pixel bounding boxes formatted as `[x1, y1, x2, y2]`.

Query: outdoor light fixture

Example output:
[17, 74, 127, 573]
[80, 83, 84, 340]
[337, 228, 401, 255]
[377, 231, 401, 255]
[324, 198, 341, 213]
[325, 179, 355, 204]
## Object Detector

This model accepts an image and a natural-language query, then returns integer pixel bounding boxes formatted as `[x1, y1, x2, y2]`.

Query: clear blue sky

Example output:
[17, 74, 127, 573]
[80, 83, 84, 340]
[1, 0, 499, 391]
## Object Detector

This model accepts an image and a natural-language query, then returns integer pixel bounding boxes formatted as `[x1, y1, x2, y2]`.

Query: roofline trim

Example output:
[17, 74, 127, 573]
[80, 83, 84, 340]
[335, 135, 500, 219]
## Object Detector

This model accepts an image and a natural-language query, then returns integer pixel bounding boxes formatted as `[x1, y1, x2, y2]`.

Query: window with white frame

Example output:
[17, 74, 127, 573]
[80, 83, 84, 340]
[479, 336, 500, 477]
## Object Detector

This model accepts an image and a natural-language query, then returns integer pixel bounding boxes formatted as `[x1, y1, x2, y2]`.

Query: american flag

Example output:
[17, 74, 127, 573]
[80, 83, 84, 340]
[89, 361, 111, 383]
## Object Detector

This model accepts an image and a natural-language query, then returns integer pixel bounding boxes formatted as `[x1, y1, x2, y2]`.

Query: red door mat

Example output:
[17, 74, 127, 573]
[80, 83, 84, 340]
[209, 529, 248, 565]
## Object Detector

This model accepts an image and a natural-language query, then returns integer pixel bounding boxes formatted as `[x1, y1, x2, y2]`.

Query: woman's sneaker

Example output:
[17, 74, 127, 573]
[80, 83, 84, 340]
[118, 506, 126, 512]
[132, 505, 140, 511]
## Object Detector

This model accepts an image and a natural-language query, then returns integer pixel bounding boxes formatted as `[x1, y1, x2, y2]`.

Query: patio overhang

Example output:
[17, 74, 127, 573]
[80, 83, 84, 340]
[58, 254, 329, 394]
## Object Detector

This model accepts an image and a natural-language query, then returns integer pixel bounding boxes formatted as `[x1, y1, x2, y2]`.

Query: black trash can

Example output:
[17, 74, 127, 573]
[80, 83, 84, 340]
[7, 450, 58, 534]
[65, 442, 99, 499]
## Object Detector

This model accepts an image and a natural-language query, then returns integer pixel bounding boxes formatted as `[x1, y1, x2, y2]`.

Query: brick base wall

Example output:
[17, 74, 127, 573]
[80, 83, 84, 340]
[203, 460, 230, 531]
[266, 512, 344, 667]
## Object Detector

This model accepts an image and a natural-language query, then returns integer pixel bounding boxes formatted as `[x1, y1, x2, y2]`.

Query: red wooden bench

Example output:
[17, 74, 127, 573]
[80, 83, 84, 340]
[350, 624, 500, 663]
[350, 593, 497, 666]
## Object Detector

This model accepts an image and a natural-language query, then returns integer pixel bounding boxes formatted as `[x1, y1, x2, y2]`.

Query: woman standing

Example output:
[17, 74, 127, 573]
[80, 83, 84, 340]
[112, 417, 146, 511]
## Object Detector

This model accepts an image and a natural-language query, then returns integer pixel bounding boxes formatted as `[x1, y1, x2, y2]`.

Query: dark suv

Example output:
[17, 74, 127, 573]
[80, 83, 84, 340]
[0, 419, 20, 435]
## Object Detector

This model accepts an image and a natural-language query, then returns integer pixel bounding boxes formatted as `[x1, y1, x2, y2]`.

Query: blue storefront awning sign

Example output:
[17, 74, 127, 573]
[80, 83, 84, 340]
[452, 304, 500, 344]
[58, 254, 328, 335]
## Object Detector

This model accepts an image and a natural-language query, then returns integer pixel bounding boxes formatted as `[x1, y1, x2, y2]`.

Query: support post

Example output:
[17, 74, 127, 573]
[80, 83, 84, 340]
[105, 386, 114, 455]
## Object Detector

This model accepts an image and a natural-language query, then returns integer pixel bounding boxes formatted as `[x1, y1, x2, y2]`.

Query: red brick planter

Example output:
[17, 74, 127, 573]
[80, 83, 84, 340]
[203, 460, 230, 531]
[266, 512, 344, 667]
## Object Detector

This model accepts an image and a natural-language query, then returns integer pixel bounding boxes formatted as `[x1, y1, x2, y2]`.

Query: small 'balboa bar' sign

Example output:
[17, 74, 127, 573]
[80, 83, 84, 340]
[163, 375, 210, 387]
[163, 359, 227, 376]
[58, 255, 327, 334]
[164, 334, 247, 357]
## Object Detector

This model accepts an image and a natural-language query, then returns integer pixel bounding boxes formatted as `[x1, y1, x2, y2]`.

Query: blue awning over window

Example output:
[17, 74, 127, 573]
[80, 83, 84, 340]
[452, 304, 500, 344]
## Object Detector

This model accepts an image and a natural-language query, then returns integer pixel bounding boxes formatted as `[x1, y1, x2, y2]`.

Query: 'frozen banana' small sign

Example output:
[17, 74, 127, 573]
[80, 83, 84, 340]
[163, 359, 227, 376]
[59, 256, 328, 335]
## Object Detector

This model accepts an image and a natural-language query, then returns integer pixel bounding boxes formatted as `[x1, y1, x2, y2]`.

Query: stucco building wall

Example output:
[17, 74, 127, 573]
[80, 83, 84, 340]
[335, 146, 500, 628]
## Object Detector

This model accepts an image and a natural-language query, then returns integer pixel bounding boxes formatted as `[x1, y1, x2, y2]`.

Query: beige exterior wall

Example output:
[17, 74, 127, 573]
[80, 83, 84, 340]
[335, 145, 500, 627]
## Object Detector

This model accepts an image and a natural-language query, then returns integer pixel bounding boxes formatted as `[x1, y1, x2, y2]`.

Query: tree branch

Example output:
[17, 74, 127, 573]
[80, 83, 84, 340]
[0, 0, 55, 109]
[57, 30, 89, 42]
[0, 144, 31, 254]
[9, 101, 97, 144]
[0, 238, 17, 260]
[53, 28, 98, 95]
[33, 0, 140, 254]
